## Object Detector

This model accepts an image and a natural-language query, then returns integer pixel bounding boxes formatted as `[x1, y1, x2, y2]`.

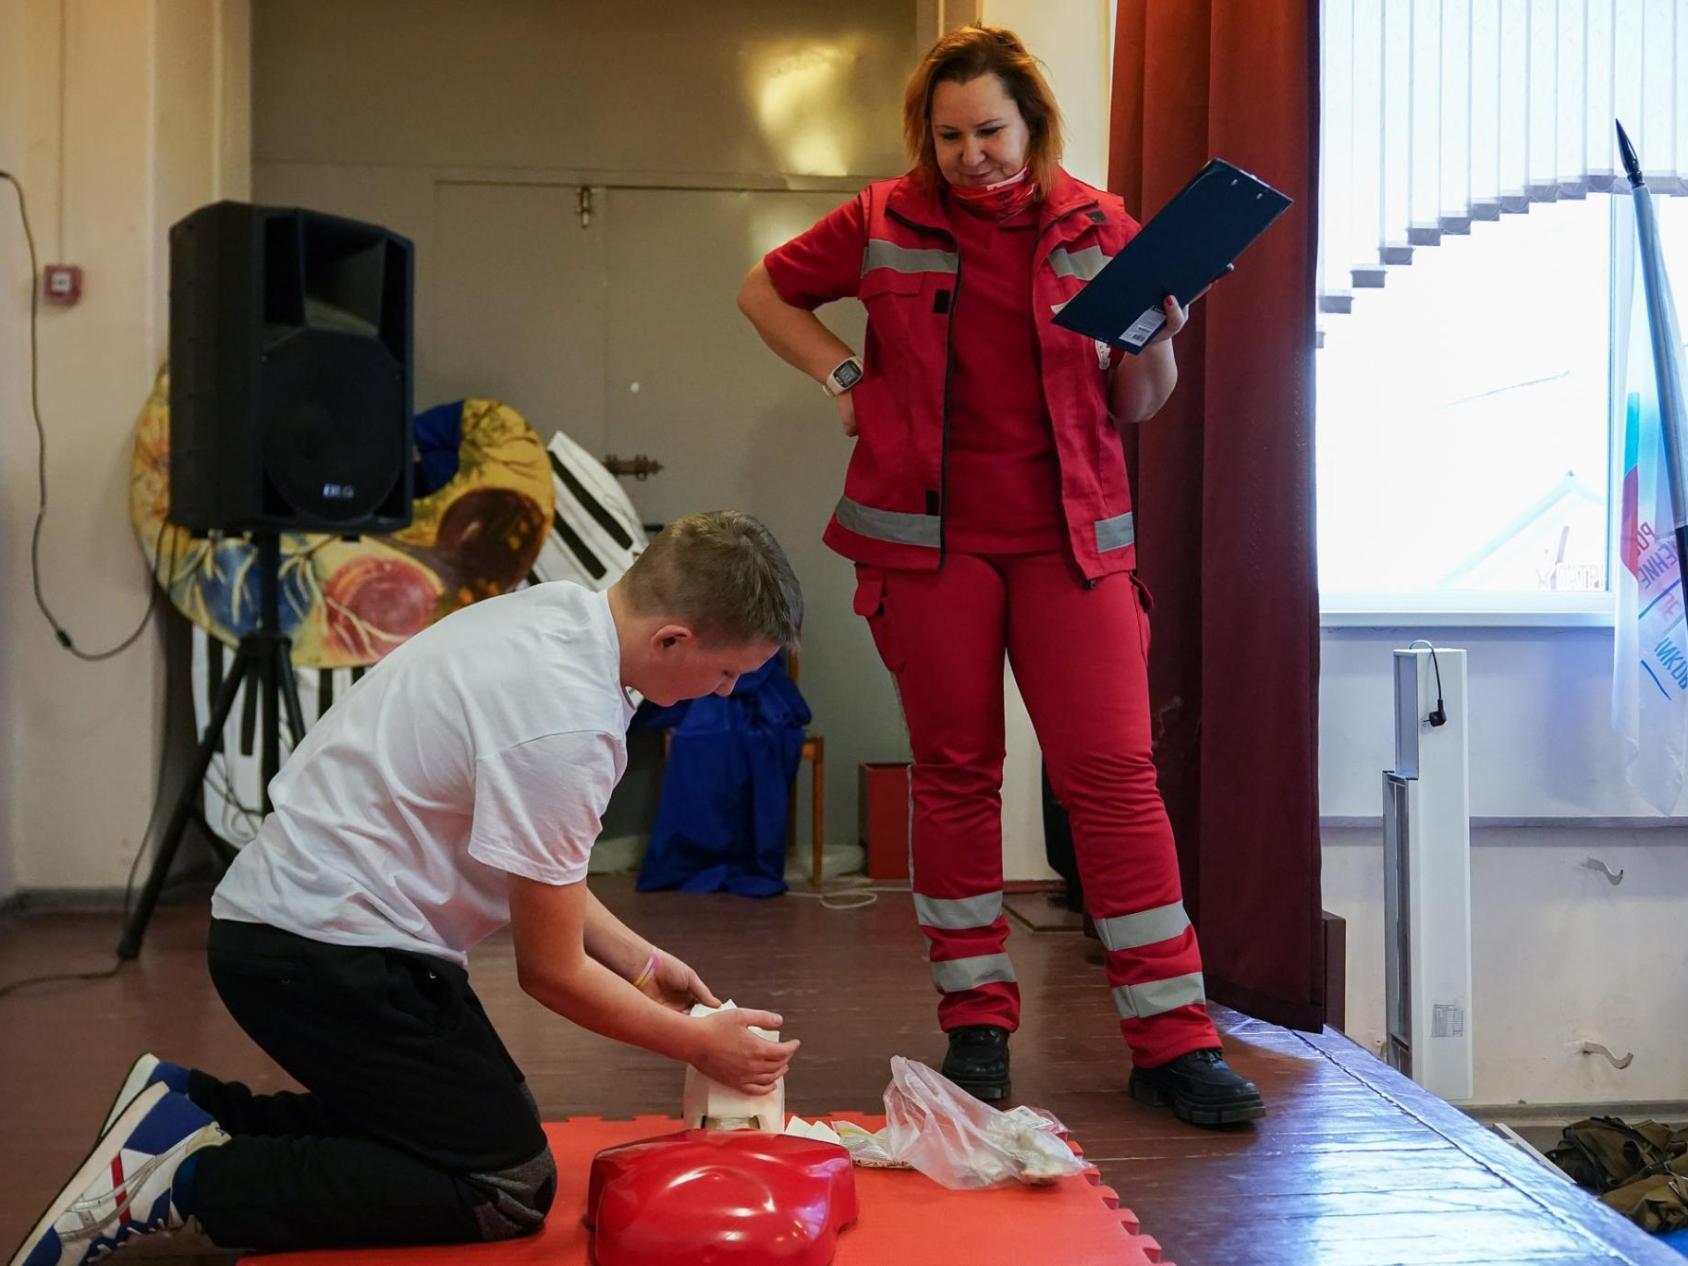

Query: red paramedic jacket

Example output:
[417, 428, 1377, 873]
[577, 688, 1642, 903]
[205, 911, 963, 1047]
[813, 167, 1142, 580]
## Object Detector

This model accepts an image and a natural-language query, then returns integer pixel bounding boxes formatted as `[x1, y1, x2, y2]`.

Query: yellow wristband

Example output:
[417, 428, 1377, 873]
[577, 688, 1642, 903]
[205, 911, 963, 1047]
[632, 951, 660, 990]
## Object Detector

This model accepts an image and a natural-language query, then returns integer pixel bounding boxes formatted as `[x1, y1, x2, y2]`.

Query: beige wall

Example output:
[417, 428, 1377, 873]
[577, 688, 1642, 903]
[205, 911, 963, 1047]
[0, 0, 250, 893]
[254, 0, 912, 181]
[983, 0, 1113, 187]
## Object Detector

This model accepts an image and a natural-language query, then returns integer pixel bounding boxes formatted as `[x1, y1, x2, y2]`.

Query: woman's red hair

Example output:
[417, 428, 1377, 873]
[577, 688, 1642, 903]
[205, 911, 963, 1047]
[901, 24, 1064, 192]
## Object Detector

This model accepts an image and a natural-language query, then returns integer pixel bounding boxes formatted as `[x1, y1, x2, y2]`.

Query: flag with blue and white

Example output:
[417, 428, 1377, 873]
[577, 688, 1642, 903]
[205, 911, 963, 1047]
[1612, 126, 1688, 814]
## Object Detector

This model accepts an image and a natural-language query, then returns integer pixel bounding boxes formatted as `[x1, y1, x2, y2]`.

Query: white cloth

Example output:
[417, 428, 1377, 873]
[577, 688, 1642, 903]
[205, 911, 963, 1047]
[212, 582, 637, 965]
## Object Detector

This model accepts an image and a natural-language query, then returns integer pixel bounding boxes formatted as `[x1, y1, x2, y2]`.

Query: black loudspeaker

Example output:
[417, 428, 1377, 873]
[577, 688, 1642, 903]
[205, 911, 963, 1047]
[168, 201, 414, 534]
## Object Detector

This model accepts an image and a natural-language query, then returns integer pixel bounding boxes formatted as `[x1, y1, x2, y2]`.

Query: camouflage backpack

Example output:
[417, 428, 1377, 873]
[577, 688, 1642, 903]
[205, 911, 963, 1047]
[1549, 1116, 1688, 1233]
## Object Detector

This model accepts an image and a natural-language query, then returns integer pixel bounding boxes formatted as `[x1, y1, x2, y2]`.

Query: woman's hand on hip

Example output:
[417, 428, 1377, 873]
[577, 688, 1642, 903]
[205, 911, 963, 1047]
[835, 388, 859, 437]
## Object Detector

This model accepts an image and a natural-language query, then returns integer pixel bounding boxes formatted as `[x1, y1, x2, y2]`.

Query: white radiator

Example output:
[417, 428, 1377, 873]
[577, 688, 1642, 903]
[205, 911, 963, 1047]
[1383, 645, 1474, 1101]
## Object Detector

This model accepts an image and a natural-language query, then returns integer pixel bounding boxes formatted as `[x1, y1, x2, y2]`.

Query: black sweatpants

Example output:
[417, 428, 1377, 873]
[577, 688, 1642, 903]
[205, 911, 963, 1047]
[188, 919, 556, 1251]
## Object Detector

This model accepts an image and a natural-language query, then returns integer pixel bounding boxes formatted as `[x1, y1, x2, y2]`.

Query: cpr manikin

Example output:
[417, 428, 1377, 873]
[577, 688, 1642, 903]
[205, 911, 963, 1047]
[585, 1000, 857, 1265]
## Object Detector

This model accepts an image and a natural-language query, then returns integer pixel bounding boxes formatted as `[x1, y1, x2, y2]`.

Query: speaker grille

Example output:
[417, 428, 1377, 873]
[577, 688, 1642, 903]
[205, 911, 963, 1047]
[260, 329, 404, 525]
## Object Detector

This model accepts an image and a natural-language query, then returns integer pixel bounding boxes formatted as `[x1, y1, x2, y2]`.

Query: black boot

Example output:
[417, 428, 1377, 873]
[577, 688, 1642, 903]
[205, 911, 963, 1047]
[1128, 1048, 1266, 1127]
[940, 1025, 1011, 1102]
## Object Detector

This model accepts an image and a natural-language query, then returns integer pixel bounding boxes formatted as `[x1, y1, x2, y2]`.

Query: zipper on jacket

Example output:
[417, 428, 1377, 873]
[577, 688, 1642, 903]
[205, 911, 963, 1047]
[939, 249, 962, 561]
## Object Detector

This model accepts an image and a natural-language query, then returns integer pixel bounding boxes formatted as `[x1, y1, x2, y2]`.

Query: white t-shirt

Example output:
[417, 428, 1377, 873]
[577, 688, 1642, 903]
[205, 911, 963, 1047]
[212, 582, 637, 965]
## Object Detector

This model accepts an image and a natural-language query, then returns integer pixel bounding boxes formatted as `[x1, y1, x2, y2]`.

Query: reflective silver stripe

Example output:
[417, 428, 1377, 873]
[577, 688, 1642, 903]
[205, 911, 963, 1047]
[1112, 971, 1206, 1020]
[914, 892, 1004, 930]
[931, 953, 1017, 993]
[1094, 512, 1135, 553]
[1048, 245, 1110, 281]
[1094, 902, 1189, 952]
[863, 239, 959, 276]
[835, 496, 941, 548]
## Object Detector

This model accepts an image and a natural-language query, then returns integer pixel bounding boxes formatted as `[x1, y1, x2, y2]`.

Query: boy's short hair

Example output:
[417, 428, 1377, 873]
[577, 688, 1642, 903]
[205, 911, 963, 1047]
[622, 511, 802, 651]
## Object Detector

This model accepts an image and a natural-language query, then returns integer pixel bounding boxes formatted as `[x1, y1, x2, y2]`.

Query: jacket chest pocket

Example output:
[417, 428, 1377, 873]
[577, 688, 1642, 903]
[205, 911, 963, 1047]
[859, 266, 946, 321]
[859, 268, 953, 392]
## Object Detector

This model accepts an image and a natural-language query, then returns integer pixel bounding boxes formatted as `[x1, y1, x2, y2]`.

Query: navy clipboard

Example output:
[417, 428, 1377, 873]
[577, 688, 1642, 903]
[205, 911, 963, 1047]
[1053, 158, 1292, 353]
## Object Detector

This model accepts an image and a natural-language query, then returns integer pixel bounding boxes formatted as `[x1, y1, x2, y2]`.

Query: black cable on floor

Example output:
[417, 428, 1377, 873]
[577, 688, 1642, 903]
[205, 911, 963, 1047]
[0, 607, 199, 998]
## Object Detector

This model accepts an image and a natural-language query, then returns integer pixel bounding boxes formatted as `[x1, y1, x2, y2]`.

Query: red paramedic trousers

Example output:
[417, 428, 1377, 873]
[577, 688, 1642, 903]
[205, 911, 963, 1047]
[854, 550, 1217, 1067]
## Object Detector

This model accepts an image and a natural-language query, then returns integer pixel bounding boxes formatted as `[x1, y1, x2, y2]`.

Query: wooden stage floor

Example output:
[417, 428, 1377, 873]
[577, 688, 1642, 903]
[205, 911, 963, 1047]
[1, 881, 1676, 1266]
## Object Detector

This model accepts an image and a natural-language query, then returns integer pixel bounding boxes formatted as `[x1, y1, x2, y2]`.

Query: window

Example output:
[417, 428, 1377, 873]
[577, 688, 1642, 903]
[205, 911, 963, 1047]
[1317, 196, 1612, 610]
[1316, 0, 1688, 620]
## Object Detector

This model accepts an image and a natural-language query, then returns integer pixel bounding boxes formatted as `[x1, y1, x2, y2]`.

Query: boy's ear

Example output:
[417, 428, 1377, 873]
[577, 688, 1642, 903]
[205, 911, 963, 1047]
[653, 622, 694, 651]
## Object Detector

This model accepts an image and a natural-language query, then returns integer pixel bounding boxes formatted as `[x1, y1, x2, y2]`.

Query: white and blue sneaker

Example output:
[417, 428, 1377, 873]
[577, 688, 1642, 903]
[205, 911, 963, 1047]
[99, 1055, 191, 1135]
[9, 1082, 228, 1266]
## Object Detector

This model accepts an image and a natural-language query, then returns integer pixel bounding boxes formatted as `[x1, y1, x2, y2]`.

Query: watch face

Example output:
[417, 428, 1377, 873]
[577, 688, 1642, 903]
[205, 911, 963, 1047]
[834, 359, 864, 391]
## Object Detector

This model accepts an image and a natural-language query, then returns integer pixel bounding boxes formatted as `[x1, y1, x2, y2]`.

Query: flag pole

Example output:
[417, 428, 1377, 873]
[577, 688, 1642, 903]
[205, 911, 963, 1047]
[1617, 119, 1688, 601]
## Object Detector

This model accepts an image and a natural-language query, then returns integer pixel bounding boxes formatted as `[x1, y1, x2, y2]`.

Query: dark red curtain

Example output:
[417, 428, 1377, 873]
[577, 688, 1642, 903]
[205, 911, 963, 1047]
[1110, 0, 1325, 1030]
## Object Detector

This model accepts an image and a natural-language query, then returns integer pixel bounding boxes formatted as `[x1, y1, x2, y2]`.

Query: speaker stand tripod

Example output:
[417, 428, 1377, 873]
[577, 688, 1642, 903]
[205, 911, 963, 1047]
[118, 531, 307, 959]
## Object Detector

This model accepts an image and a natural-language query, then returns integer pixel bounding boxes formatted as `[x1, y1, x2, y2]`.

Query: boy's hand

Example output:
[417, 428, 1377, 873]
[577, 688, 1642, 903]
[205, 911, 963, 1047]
[639, 951, 721, 1012]
[689, 1009, 800, 1096]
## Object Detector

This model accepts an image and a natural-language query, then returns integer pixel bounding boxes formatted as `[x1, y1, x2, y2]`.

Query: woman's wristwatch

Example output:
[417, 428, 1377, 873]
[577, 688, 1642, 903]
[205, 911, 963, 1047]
[821, 355, 865, 397]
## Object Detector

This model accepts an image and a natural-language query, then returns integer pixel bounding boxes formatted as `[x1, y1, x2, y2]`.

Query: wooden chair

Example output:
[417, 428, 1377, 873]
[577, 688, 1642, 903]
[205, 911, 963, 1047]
[785, 649, 826, 888]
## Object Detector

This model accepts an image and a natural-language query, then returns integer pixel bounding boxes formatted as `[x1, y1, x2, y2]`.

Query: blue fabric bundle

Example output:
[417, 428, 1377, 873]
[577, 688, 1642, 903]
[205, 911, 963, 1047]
[412, 400, 464, 495]
[633, 656, 810, 897]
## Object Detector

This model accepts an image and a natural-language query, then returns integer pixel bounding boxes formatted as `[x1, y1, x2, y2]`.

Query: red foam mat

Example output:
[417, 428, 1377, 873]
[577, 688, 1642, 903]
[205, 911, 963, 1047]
[241, 1112, 1168, 1266]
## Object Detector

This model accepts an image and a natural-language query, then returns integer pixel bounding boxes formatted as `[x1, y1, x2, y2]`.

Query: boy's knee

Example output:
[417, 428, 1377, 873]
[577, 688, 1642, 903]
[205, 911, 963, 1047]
[471, 1147, 557, 1241]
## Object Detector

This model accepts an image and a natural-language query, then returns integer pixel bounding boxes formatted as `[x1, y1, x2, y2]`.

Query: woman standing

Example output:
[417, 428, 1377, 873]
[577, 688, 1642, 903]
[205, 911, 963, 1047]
[738, 25, 1263, 1127]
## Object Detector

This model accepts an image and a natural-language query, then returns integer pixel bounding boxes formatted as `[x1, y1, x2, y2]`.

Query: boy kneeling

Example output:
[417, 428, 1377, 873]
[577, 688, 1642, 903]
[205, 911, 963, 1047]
[12, 510, 803, 1265]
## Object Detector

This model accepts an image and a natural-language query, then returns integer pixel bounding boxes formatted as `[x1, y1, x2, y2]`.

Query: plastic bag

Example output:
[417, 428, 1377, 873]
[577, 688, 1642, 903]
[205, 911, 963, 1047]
[832, 1057, 1087, 1189]
[826, 1119, 910, 1169]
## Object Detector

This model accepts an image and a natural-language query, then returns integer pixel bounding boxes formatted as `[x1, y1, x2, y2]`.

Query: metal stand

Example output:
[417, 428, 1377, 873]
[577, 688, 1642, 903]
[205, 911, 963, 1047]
[117, 532, 305, 959]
